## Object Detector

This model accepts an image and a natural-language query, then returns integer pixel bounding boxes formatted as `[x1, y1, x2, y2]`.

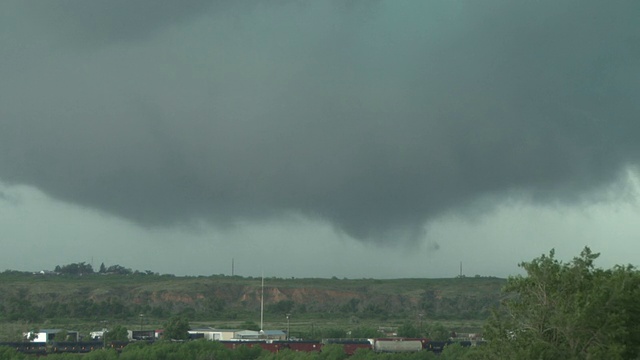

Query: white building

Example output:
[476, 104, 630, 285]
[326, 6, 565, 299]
[187, 328, 286, 341]
[23, 329, 79, 343]
[188, 327, 239, 341]
[234, 330, 261, 340]
[90, 329, 108, 340]
[262, 330, 286, 340]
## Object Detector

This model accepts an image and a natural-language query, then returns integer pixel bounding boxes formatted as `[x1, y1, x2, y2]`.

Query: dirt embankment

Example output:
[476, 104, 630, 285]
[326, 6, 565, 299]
[3, 276, 505, 320]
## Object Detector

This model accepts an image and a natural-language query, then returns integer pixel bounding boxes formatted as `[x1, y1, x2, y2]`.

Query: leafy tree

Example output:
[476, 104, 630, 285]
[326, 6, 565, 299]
[234, 343, 266, 360]
[295, 303, 308, 314]
[340, 298, 360, 313]
[6, 290, 41, 322]
[82, 348, 119, 360]
[349, 348, 378, 360]
[439, 343, 474, 360]
[178, 306, 196, 320]
[28, 327, 39, 341]
[163, 316, 190, 340]
[362, 304, 388, 319]
[427, 323, 450, 341]
[319, 344, 348, 360]
[0, 346, 26, 360]
[105, 264, 132, 275]
[55, 330, 68, 342]
[105, 325, 128, 342]
[55, 262, 94, 275]
[269, 300, 295, 314]
[481, 247, 640, 360]
[397, 322, 422, 338]
[99, 263, 107, 273]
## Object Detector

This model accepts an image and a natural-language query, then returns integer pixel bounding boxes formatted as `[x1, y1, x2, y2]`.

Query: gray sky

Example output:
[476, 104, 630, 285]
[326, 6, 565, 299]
[1, 1, 639, 278]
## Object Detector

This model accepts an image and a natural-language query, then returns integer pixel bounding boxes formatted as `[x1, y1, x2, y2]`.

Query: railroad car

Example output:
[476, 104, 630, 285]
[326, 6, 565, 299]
[373, 338, 428, 352]
[323, 338, 373, 355]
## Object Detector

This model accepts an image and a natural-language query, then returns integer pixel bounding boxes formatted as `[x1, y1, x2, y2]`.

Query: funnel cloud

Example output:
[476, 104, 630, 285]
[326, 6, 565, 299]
[1, 1, 639, 249]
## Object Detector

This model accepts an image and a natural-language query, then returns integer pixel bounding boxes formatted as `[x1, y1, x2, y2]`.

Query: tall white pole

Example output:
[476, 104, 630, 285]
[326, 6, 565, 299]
[286, 314, 290, 340]
[260, 272, 264, 332]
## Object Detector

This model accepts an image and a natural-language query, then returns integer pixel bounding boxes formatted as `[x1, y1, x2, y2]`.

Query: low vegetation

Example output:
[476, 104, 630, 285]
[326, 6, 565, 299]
[1, 247, 639, 359]
[0, 266, 502, 335]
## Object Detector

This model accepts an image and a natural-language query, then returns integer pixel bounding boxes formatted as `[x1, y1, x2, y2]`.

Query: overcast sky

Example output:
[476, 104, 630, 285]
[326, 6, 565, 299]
[1, 1, 639, 279]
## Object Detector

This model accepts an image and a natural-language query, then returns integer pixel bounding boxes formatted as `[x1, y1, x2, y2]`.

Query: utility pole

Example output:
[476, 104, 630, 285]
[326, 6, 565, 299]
[260, 273, 264, 332]
[101, 320, 108, 349]
[286, 314, 290, 340]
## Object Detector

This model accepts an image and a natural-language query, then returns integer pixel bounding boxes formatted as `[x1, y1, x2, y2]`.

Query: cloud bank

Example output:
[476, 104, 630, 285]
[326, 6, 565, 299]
[1, 1, 638, 244]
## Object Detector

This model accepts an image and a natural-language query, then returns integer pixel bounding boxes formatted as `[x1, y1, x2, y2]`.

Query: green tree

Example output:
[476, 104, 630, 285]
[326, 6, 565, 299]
[319, 344, 348, 360]
[439, 343, 474, 360]
[234, 343, 266, 360]
[481, 247, 640, 360]
[427, 323, 450, 341]
[55, 330, 69, 342]
[105, 264, 132, 275]
[28, 327, 39, 341]
[340, 298, 360, 313]
[83, 348, 119, 360]
[269, 300, 295, 314]
[105, 325, 129, 342]
[163, 316, 190, 340]
[0, 346, 26, 360]
[398, 322, 422, 338]
[6, 291, 41, 322]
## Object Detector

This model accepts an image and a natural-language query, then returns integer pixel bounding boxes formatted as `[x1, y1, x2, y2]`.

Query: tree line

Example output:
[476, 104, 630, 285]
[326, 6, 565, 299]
[52, 262, 159, 276]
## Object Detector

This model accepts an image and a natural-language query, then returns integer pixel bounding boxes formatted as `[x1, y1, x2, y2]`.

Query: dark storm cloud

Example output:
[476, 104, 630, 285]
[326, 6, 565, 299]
[19, 0, 216, 47]
[1, 1, 639, 243]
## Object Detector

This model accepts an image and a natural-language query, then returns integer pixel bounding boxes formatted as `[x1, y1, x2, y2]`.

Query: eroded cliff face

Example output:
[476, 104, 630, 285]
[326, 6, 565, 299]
[128, 286, 368, 309]
[121, 282, 499, 320]
[2, 276, 504, 321]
